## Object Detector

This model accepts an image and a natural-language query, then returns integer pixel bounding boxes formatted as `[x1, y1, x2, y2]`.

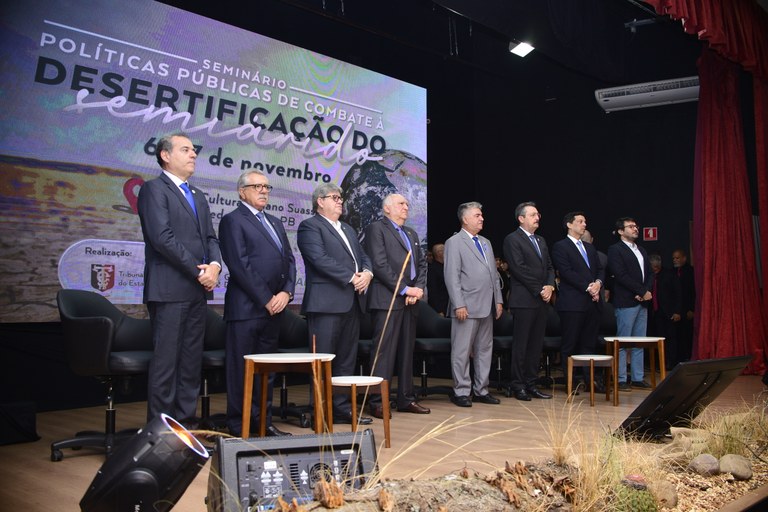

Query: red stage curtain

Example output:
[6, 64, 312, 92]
[647, 0, 768, 372]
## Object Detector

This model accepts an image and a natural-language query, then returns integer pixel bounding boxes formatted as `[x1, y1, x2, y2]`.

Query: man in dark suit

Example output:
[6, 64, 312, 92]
[504, 201, 556, 401]
[363, 193, 430, 418]
[672, 248, 695, 362]
[297, 183, 374, 425]
[551, 212, 605, 389]
[427, 243, 449, 316]
[137, 133, 222, 423]
[648, 254, 682, 368]
[444, 201, 503, 407]
[607, 217, 654, 391]
[219, 170, 295, 437]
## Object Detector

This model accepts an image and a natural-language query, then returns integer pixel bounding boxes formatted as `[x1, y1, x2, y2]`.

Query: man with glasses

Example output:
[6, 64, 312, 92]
[607, 217, 654, 391]
[219, 170, 296, 437]
[297, 183, 374, 425]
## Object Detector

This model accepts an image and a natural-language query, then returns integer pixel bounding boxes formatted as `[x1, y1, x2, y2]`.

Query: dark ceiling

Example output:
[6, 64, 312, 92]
[163, 0, 703, 87]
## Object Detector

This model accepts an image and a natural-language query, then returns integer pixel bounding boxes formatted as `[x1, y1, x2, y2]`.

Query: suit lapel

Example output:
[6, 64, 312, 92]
[384, 220, 409, 252]
[160, 173, 199, 224]
[240, 204, 280, 252]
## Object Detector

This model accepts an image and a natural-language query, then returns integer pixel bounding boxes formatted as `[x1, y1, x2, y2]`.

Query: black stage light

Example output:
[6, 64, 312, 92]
[80, 413, 210, 512]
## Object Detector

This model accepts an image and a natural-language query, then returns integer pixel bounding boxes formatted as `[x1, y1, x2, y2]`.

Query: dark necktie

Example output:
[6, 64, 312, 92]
[180, 182, 197, 217]
[398, 228, 417, 279]
[529, 234, 542, 259]
[472, 236, 486, 261]
[577, 240, 590, 268]
[257, 211, 282, 251]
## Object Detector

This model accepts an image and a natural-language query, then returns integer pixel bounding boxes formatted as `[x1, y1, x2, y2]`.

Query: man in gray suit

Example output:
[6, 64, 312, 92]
[137, 133, 222, 424]
[363, 193, 430, 418]
[444, 201, 503, 407]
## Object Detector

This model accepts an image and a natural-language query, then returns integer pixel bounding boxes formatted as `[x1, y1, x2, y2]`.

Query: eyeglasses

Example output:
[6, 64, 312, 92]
[320, 194, 344, 203]
[243, 184, 273, 192]
[623, 224, 639, 230]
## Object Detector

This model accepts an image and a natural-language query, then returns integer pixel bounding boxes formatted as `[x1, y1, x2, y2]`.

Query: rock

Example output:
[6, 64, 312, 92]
[688, 454, 720, 476]
[622, 474, 648, 490]
[719, 454, 752, 480]
[648, 480, 678, 509]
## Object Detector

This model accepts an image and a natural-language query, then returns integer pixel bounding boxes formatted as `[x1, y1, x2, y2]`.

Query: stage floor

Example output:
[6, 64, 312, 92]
[1, 375, 766, 510]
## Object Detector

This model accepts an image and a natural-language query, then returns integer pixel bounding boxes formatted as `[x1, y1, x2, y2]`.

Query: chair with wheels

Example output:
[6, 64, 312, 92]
[51, 289, 153, 461]
[414, 301, 453, 396]
[199, 307, 227, 430]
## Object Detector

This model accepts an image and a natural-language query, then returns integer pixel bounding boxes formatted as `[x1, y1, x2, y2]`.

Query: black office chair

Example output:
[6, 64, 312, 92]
[491, 310, 514, 390]
[51, 289, 153, 461]
[275, 308, 313, 428]
[200, 307, 226, 430]
[540, 304, 563, 388]
[414, 301, 453, 396]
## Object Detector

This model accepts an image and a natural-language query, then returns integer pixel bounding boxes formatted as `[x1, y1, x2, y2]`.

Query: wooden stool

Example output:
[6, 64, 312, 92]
[604, 337, 666, 388]
[567, 355, 618, 406]
[242, 353, 335, 438]
[331, 376, 391, 448]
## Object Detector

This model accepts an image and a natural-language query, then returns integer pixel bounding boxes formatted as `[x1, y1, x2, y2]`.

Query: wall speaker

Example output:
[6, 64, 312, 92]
[207, 429, 378, 512]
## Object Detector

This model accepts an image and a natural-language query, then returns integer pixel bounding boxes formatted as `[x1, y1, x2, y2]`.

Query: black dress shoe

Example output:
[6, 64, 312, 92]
[512, 389, 531, 401]
[265, 425, 292, 437]
[472, 393, 501, 404]
[526, 388, 553, 399]
[450, 395, 472, 407]
[397, 402, 431, 414]
[334, 410, 373, 425]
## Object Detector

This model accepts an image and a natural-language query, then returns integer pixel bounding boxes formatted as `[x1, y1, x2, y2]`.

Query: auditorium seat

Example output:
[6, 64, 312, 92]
[199, 307, 226, 430]
[413, 301, 453, 396]
[51, 289, 153, 461]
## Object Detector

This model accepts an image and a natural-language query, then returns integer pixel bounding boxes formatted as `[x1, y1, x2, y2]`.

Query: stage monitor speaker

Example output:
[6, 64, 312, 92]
[206, 429, 378, 512]
[617, 355, 753, 440]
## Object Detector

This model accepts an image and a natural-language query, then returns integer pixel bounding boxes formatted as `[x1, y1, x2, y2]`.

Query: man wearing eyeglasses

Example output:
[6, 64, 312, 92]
[219, 170, 296, 437]
[297, 183, 374, 425]
[607, 217, 654, 391]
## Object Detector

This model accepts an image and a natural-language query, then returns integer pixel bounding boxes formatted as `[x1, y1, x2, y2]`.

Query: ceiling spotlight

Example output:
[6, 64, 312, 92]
[509, 41, 534, 57]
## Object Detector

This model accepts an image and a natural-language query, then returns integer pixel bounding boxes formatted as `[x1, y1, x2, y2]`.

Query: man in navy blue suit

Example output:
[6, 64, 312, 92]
[219, 170, 296, 437]
[551, 212, 604, 389]
[137, 133, 222, 424]
[607, 217, 654, 391]
[297, 183, 374, 425]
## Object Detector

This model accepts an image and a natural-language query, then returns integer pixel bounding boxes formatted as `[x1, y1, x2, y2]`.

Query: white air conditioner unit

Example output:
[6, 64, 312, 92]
[595, 76, 699, 113]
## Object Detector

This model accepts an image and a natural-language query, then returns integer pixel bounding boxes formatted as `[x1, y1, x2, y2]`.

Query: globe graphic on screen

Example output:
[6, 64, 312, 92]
[339, 149, 427, 246]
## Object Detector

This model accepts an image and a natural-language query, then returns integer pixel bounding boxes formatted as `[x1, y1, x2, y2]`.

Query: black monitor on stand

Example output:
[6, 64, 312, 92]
[617, 355, 754, 440]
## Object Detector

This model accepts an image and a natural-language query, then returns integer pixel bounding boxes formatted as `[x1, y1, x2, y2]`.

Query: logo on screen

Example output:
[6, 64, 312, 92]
[91, 264, 116, 292]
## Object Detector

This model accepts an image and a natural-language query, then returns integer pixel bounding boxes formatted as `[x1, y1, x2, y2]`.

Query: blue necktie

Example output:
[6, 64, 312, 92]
[257, 211, 282, 251]
[398, 228, 417, 280]
[577, 240, 590, 268]
[472, 236, 486, 261]
[180, 182, 197, 217]
[529, 235, 542, 259]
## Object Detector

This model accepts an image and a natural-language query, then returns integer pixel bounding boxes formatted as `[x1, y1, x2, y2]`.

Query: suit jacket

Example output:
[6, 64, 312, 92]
[137, 173, 221, 302]
[675, 264, 696, 313]
[606, 241, 653, 308]
[444, 230, 503, 318]
[363, 219, 427, 310]
[297, 213, 372, 315]
[652, 268, 681, 317]
[551, 237, 605, 312]
[503, 228, 555, 309]
[219, 203, 296, 321]
[427, 261, 449, 315]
